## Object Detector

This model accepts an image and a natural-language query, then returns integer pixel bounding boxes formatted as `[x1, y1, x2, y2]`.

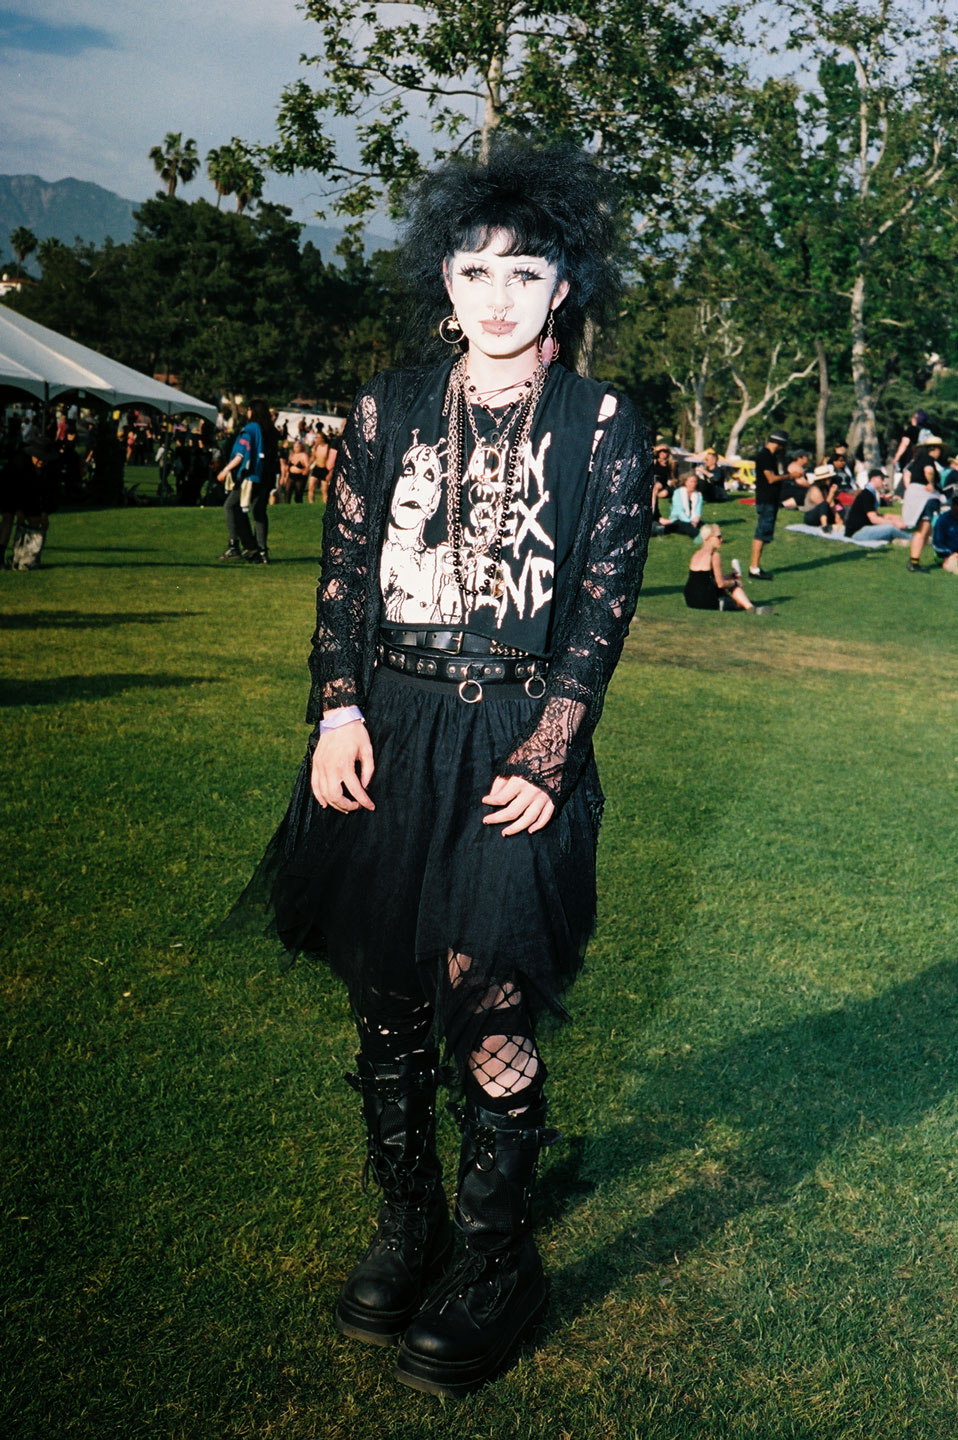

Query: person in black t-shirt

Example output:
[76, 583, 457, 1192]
[844, 470, 908, 542]
[904, 438, 945, 571]
[891, 408, 928, 484]
[750, 429, 787, 579]
[651, 444, 676, 526]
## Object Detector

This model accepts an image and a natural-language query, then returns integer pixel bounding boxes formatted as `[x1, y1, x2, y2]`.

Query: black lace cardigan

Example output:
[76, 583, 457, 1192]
[305, 360, 653, 811]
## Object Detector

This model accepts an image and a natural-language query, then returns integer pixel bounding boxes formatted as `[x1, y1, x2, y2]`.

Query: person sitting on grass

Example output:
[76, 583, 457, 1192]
[659, 471, 703, 537]
[931, 492, 958, 573]
[843, 469, 908, 544]
[651, 443, 676, 525]
[802, 464, 839, 529]
[781, 449, 813, 508]
[694, 448, 728, 502]
[684, 524, 771, 612]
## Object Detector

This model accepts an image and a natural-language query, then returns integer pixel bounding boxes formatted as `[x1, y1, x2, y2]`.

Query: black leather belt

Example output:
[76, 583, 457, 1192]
[377, 637, 547, 702]
[379, 627, 533, 658]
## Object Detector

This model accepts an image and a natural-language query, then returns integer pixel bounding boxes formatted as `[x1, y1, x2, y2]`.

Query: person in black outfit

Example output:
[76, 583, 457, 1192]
[651, 444, 676, 526]
[231, 144, 651, 1395]
[891, 408, 928, 485]
[750, 428, 787, 579]
[694, 448, 728, 502]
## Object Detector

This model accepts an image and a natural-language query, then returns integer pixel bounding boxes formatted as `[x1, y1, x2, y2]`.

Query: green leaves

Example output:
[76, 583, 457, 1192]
[266, 0, 748, 238]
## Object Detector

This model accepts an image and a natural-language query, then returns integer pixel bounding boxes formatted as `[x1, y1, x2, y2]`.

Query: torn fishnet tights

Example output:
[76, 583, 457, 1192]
[448, 951, 540, 1110]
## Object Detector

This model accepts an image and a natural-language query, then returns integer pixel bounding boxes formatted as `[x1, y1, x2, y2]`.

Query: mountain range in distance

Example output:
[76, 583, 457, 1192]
[0, 174, 392, 267]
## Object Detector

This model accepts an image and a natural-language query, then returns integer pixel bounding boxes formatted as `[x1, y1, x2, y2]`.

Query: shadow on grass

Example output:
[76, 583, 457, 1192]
[774, 547, 878, 576]
[36, 556, 319, 570]
[0, 673, 223, 707]
[47, 545, 164, 554]
[0, 610, 201, 630]
[546, 960, 958, 1322]
[635, 583, 687, 599]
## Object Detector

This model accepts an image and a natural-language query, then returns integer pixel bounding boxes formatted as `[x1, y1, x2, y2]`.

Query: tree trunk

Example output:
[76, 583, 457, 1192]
[479, 18, 506, 162]
[815, 337, 829, 462]
[691, 368, 707, 453]
[848, 265, 882, 467]
[725, 396, 752, 460]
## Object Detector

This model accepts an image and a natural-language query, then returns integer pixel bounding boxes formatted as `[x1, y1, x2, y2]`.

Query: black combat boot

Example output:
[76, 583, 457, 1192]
[334, 1052, 453, 1345]
[394, 1098, 558, 1396]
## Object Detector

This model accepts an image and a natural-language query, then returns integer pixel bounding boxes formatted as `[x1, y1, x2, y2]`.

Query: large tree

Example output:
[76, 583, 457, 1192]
[269, 0, 745, 240]
[149, 132, 201, 198]
[761, 0, 958, 465]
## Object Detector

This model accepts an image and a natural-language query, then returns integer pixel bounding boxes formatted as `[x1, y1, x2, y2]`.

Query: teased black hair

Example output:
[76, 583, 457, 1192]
[398, 141, 622, 369]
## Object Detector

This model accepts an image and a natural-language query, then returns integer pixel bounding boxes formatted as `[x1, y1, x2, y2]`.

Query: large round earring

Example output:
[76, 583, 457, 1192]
[439, 311, 464, 345]
[538, 309, 559, 367]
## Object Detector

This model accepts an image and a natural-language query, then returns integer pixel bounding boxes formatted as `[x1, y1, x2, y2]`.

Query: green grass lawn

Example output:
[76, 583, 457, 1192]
[2, 501, 956, 1439]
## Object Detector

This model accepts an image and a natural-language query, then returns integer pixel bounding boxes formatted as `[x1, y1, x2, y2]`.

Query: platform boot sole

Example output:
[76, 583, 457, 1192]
[334, 1230, 455, 1346]
[392, 1274, 547, 1396]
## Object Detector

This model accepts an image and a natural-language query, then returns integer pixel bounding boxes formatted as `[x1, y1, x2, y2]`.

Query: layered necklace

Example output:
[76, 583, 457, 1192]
[444, 355, 548, 600]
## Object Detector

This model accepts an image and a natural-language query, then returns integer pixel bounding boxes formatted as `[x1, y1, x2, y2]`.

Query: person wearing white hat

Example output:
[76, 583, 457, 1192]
[802, 463, 838, 529]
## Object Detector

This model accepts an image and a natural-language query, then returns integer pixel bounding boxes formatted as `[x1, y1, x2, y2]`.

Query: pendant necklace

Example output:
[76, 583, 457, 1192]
[445, 356, 547, 599]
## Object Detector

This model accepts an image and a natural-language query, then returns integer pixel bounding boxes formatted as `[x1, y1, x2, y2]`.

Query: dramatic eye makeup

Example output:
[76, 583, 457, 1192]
[455, 262, 546, 284]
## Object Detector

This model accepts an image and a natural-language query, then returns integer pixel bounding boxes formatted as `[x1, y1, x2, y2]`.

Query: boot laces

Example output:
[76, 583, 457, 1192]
[434, 1246, 507, 1313]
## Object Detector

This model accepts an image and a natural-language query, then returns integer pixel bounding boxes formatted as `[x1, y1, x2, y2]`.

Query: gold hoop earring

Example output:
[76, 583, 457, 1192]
[439, 311, 464, 345]
[538, 309, 559, 367]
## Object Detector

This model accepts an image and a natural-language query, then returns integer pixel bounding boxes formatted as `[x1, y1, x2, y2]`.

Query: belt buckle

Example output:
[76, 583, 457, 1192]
[457, 678, 483, 704]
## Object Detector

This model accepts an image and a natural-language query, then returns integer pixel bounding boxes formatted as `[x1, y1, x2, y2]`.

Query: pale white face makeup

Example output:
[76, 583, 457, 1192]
[443, 230, 569, 368]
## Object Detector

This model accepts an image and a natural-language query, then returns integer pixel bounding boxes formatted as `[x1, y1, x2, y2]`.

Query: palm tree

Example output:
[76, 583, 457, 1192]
[9, 226, 38, 277]
[206, 145, 235, 208]
[232, 142, 264, 216]
[149, 133, 200, 197]
[205, 139, 264, 214]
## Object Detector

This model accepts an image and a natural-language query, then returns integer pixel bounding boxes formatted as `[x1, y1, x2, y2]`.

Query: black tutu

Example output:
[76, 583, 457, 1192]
[231, 663, 603, 1061]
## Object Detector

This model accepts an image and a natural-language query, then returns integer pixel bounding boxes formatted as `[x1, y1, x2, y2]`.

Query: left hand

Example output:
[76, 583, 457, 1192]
[481, 775, 555, 836]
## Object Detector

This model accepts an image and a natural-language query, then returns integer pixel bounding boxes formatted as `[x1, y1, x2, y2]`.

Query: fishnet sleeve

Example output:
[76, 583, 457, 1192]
[498, 395, 653, 808]
[304, 384, 381, 723]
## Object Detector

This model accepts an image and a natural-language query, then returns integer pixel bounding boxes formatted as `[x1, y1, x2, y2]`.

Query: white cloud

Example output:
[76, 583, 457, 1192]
[1, 0, 350, 222]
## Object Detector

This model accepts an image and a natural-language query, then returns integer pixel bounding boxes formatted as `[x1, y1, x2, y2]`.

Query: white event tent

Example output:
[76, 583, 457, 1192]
[0, 305, 217, 420]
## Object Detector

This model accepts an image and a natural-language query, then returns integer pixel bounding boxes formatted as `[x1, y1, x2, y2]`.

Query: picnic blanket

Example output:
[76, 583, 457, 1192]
[785, 523, 889, 549]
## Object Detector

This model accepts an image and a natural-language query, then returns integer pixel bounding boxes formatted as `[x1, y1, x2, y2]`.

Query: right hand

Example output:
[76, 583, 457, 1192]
[310, 722, 375, 813]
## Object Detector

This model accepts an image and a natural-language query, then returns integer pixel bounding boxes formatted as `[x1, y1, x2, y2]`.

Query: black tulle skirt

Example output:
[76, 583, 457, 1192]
[230, 663, 603, 1059]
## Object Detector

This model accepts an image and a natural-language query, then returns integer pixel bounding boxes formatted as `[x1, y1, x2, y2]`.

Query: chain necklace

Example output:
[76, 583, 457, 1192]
[445, 356, 547, 600]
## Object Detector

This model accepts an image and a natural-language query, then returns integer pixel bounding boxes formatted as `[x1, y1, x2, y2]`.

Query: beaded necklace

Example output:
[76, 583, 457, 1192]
[444, 356, 547, 600]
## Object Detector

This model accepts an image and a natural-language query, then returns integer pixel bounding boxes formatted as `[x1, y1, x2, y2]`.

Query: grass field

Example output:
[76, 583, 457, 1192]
[2, 495, 957, 1439]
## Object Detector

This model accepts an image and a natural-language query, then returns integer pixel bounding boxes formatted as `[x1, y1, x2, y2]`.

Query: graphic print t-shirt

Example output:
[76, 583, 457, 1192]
[379, 368, 610, 656]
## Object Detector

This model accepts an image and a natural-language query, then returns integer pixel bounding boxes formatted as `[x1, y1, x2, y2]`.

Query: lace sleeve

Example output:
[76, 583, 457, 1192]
[499, 393, 653, 807]
[305, 383, 382, 723]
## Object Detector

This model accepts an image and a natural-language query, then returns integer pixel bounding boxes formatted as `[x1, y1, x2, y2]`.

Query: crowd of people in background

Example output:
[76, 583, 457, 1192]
[3, 394, 957, 586]
[648, 408, 958, 615]
[0, 397, 344, 569]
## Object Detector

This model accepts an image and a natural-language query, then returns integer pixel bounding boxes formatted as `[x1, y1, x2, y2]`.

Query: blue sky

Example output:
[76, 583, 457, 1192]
[0, 8, 115, 55]
[0, 0, 367, 226]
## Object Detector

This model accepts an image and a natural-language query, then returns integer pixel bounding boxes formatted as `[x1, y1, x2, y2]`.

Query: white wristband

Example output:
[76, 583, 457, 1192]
[319, 705, 365, 733]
